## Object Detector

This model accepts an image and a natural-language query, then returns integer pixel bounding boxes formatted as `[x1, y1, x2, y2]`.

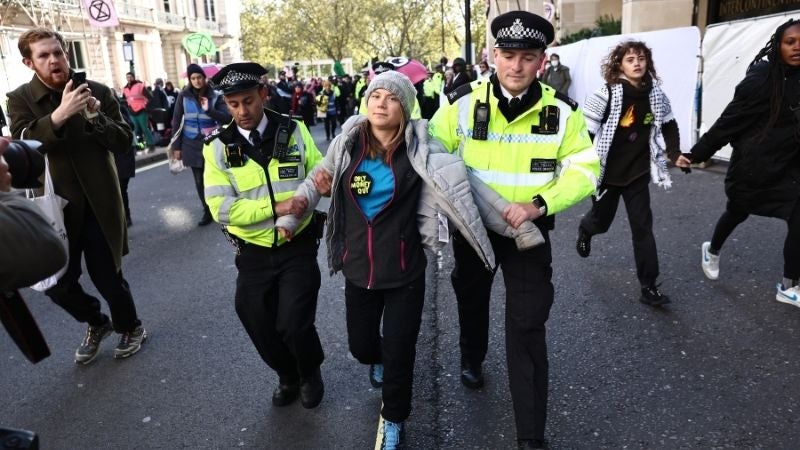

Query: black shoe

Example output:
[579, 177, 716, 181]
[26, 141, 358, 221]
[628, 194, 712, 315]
[576, 228, 591, 258]
[198, 212, 213, 227]
[272, 381, 300, 407]
[300, 368, 324, 409]
[460, 362, 484, 389]
[518, 439, 545, 449]
[640, 285, 671, 307]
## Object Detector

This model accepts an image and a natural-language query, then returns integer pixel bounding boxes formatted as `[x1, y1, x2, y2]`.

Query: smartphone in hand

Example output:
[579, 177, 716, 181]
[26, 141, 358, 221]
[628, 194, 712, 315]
[71, 71, 87, 90]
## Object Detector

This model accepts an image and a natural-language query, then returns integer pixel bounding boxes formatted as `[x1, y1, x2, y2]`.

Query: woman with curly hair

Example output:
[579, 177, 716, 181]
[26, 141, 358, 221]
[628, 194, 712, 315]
[688, 19, 800, 307]
[575, 40, 690, 307]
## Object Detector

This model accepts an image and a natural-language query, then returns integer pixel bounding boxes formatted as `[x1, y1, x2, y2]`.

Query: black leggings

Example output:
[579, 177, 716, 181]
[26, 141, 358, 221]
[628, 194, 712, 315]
[709, 204, 800, 280]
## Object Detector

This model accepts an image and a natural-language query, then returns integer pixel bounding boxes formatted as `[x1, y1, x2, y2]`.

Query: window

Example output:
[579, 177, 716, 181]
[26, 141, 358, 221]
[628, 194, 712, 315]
[203, 0, 215, 21]
[163, 0, 171, 13]
[66, 41, 85, 69]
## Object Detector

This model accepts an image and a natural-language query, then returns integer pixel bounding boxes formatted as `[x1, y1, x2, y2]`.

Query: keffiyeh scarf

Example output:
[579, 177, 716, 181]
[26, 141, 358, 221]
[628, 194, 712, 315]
[583, 82, 674, 193]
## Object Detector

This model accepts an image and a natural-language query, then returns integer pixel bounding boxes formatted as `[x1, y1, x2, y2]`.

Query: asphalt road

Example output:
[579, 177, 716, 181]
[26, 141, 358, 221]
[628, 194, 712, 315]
[2, 120, 799, 449]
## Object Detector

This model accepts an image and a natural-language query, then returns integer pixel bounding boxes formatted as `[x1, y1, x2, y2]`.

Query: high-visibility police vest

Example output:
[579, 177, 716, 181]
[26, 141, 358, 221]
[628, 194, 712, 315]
[359, 94, 422, 119]
[182, 90, 223, 139]
[423, 79, 438, 98]
[428, 79, 599, 216]
[202, 110, 323, 247]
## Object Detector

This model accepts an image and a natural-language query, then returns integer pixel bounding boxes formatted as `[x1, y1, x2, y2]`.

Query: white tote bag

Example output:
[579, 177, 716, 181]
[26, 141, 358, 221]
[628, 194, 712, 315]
[26, 156, 69, 291]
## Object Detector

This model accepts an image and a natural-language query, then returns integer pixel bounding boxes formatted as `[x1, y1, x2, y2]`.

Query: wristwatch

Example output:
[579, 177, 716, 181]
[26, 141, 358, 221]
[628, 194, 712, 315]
[532, 195, 547, 217]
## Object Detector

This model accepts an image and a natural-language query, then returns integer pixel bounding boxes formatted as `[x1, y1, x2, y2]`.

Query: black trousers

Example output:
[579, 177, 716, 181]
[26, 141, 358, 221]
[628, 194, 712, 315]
[345, 273, 425, 423]
[324, 115, 337, 139]
[233, 230, 324, 381]
[710, 202, 800, 280]
[46, 206, 140, 333]
[451, 229, 554, 441]
[191, 167, 210, 215]
[579, 174, 660, 286]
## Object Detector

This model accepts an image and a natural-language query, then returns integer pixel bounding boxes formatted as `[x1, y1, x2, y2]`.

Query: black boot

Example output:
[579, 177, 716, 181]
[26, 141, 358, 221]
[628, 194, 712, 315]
[198, 208, 213, 226]
[576, 227, 591, 258]
[271, 380, 300, 407]
[300, 367, 324, 409]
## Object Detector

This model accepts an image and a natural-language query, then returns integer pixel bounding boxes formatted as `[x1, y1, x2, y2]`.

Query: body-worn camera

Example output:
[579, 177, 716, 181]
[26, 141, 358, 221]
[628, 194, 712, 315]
[3, 140, 44, 188]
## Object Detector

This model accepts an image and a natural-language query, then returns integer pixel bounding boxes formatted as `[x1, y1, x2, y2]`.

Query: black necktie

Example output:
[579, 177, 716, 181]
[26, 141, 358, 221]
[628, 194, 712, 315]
[509, 97, 520, 110]
[250, 129, 262, 149]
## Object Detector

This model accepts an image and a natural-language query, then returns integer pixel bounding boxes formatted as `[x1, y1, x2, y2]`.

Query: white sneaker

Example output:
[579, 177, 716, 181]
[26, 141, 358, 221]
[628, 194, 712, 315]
[776, 283, 800, 308]
[701, 242, 720, 280]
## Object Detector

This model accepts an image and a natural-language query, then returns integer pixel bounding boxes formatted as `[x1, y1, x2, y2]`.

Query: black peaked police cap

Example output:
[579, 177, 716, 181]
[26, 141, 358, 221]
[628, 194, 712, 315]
[491, 11, 555, 50]
[211, 62, 267, 95]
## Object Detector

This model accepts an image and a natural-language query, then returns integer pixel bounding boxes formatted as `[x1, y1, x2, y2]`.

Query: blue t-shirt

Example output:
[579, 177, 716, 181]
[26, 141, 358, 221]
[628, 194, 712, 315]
[351, 156, 394, 221]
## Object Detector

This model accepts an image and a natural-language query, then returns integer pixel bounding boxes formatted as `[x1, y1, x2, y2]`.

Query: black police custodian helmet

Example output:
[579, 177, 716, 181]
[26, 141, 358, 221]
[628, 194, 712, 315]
[211, 62, 267, 95]
[372, 61, 396, 75]
[491, 11, 554, 50]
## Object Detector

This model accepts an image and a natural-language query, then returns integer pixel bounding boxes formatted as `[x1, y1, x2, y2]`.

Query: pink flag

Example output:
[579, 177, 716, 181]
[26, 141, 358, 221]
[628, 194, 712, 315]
[82, 0, 120, 28]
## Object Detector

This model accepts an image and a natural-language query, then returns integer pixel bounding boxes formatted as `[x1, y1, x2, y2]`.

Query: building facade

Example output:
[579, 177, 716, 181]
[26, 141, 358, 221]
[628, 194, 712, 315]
[0, 0, 241, 103]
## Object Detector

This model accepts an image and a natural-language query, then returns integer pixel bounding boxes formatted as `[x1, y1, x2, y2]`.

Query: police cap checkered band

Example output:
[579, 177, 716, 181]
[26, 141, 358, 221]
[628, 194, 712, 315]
[211, 62, 267, 95]
[491, 11, 554, 49]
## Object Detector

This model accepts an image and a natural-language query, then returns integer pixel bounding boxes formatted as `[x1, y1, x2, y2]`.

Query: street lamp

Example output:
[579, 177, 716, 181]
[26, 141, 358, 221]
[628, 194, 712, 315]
[122, 33, 134, 75]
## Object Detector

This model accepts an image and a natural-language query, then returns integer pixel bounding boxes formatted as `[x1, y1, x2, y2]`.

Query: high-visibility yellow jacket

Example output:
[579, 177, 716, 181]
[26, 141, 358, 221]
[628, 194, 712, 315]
[359, 94, 422, 119]
[428, 78, 599, 216]
[202, 109, 322, 247]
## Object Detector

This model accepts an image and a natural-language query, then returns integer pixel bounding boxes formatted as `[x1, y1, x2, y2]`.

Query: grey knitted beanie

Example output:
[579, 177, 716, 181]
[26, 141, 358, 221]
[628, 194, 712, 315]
[364, 71, 416, 120]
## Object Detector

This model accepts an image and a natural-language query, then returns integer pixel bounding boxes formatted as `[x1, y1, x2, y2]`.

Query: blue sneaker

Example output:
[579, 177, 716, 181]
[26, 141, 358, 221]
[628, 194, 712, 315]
[369, 364, 384, 388]
[776, 283, 800, 308]
[381, 420, 403, 450]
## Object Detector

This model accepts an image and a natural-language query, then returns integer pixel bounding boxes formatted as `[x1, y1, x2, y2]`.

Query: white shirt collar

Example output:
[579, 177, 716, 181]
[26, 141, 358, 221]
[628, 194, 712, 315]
[237, 112, 268, 145]
[499, 84, 528, 102]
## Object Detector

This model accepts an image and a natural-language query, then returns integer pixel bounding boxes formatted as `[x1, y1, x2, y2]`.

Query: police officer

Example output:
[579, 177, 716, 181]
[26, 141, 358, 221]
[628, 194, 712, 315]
[428, 11, 600, 449]
[203, 62, 326, 409]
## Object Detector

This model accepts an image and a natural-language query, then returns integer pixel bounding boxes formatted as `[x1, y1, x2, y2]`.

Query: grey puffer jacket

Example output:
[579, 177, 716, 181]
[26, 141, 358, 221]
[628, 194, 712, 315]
[277, 115, 544, 274]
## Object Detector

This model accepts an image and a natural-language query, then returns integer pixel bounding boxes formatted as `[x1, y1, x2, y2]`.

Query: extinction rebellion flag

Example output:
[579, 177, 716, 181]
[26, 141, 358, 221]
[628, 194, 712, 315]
[82, 0, 120, 28]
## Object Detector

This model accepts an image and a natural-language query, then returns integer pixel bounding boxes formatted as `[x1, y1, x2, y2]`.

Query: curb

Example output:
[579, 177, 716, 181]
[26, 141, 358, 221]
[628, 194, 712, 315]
[134, 147, 169, 169]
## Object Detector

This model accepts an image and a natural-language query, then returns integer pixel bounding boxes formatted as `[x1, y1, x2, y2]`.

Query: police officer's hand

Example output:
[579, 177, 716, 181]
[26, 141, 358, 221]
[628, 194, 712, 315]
[503, 202, 542, 229]
[675, 154, 692, 169]
[313, 170, 333, 197]
[274, 196, 308, 218]
[51, 79, 92, 129]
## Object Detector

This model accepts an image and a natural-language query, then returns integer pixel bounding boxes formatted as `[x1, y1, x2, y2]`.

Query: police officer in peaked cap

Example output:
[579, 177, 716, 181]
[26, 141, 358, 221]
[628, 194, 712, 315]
[203, 62, 327, 410]
[428, 11, 600, 449]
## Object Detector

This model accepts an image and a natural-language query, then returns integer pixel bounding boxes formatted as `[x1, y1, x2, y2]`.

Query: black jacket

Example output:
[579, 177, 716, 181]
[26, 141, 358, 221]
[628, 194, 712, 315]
[340, 137, 426, 289]
[690, 62, 800, 219]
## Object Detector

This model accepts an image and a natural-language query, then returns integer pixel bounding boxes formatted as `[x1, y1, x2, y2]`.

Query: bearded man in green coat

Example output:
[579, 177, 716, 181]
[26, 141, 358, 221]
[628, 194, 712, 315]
[7, 28, 147, 364]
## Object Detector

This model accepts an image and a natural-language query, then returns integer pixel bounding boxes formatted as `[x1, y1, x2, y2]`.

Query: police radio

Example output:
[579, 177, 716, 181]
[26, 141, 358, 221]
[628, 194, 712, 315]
[471, 83, 492, 141]
[273, 123, 291, 161]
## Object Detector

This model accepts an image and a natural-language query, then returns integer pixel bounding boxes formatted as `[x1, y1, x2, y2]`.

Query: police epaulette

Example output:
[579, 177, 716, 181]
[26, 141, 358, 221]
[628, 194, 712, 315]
[445, 82, 476, 104]
[554, 90, 578, 111]
[203, 127, 223, 144]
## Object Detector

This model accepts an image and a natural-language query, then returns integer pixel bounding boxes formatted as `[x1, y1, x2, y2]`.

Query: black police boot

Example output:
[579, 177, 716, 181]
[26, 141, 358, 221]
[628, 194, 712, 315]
[576, 227, 591, 258]
[460, 361, 484, 389]
[300, 367, 324, 409]
[272, 380, 300, 407]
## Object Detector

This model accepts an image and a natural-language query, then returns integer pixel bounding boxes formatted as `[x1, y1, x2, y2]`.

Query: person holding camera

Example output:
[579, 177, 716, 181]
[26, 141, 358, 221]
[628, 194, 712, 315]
[202, 62, 326, 410]
[7, 28, 147, 364]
